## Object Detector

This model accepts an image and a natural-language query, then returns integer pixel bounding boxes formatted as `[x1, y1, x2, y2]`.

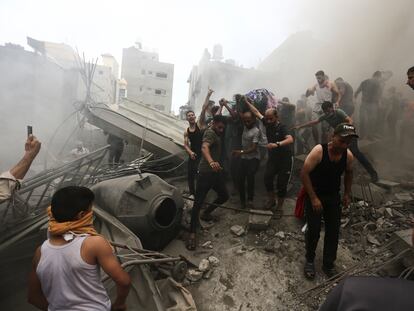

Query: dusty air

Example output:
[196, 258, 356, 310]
[1, 0, 414, 310]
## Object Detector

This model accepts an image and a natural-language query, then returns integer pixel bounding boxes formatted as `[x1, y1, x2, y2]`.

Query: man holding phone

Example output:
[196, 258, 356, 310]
[0, 128, 41, 203]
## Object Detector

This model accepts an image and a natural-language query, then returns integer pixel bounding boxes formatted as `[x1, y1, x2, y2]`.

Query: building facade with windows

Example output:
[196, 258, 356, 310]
[121, 45, 174, 113]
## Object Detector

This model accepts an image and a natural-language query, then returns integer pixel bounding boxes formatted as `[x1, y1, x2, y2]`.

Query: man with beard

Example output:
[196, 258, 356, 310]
[306, 70, 341, 144]
[292, 101, 378, 182]
[183, 110, 203, 196]
[244, 97, 294, 213]
[232, 111, 261, 209]
[187, 115, 229, 250]
[301, 123, 355, 279]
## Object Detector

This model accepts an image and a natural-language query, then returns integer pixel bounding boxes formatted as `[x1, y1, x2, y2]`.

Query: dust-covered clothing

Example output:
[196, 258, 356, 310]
[198, 128, 222, 173]
[318, 109, 348, 129]
[0, 171, 20, 203]
[336, 81, 354, 116]
[36, 236, 111, 311]
[260, 119, 293, 160]
[241, 126, 260, 160]
[357, 78, 383, 104]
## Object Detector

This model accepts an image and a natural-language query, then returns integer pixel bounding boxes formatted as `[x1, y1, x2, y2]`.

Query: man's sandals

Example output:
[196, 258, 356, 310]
[304, 262, 316, 280]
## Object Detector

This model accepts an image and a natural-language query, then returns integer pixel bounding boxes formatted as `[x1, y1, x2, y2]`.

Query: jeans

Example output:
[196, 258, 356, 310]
[187, 156, 200, 195]
[305, 193, 341, 268]
[264, 156, 292, 197]
[348, 138, 377, 178]
[239, 158, 260, 203]
[190, 172, 229, 233]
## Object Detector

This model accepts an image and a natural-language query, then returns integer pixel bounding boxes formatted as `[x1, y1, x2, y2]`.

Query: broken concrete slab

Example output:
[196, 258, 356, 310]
[248, 210, 273, 230]
[230, 225, 245, 236]
[208, 256, 220, 267]
[198, 259, 210, 272]
[394, 192, 413, 202]
[391, 229, 414, 268]
[351, 183, 387, 205]
[186, 269, 203, 282]
[375, 179, 400, 191]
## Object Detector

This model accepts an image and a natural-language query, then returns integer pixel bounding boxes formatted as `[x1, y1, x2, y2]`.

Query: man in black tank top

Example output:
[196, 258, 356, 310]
[301, 123, 355, 279]
[184, 110, 203, 196]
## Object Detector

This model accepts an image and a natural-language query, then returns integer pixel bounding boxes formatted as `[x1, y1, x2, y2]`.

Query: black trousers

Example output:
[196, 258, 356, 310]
[187, 156, 200, 195]
[264, 156, 292, 197]
[239, 158, 260, 203]
[190, 172, 229, 233]
[305, 193, 341, 268]
[348, 138, 377, 177]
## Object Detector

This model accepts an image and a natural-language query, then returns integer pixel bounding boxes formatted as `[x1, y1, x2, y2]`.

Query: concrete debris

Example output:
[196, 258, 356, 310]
[385, 208, 393, 217]
[202, 241, 213, 249]
[198, 259, 210, 272]
[186, 269, 204, 282]
[230, 225, 245, 237]
[248, 210, 273, 230]
[367, 234, 381, 246]
[208, 256, 220, 267]
[275, 231, 286, 239]
[394, 192, 413, 202]
[203, 269, 213, 279]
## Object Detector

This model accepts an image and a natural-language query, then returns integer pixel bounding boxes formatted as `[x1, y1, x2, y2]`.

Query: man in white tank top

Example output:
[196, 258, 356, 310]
[306, 70, 341, 143]
[27, 186, 131, 311]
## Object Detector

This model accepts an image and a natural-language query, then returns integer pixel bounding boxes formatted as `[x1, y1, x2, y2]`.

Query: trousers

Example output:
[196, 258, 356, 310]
[305, 193, 341, 268]
[190, 172, 229, 233]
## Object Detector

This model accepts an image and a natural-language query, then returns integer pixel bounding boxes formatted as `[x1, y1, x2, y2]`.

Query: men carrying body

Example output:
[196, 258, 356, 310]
[187, 115, 229, 250]
[232, 111, 260, 209]
[183, 110, 203, 196]
[354, 71, 383, 139]
[293, 101, 378, 182]
[244, 97, 294, 212]
[0, 135, 41, 203]
[28, 186, 131, 311]
[301, 123, 355, 279]
[306, 70, 341, 144]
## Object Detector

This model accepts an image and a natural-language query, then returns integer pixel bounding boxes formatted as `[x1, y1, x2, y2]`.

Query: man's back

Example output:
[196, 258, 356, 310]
[360, 78, 382, 103]
[36, 236, 111, 311]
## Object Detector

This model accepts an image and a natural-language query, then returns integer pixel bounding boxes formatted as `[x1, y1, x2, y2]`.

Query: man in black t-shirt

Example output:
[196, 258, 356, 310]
[293, 101, 378, 182]
[355, 71, 383, 139]
[335, 77, 355, 116]
[245, 97, 294, 212]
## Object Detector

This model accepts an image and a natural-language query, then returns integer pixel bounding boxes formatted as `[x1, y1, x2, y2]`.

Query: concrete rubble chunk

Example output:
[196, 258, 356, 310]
[367, 234, 381, 246]
[375, 179, 400, 190]
[248, 210, 273, 230]
[208, 256, 220, 267]
[186, 269, 204, 282]
[198, 259, 210, 272]
[230, 225, 245, 236]
[275, 231, 286, 239]
[202, 241, 213, 249]
[394, 193, 413, 202]
[203, 269, 213, 279]
[385, 208, 393, 217]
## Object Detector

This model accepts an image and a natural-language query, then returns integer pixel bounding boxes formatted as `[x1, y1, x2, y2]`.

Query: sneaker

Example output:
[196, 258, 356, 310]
[304, 261, 315, 280]
[322, 265, 338, 278]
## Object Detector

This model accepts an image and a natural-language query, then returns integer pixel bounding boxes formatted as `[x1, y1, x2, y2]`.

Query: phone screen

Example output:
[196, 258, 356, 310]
[27, 125, 33, 137]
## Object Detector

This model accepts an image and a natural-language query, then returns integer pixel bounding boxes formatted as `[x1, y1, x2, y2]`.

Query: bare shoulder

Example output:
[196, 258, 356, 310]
[84, 235, 111, 251]
[309, 144, 323, 156]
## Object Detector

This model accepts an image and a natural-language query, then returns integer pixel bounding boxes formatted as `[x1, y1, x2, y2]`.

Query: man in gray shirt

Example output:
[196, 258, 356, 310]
[232, 111, 261, 209]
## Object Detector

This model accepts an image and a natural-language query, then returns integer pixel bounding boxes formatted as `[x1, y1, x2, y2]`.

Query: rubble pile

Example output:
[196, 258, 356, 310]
[341, 195, 414, 256]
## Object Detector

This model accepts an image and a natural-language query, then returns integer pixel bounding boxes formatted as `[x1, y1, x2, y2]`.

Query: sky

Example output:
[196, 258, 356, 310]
[0, 0, 311, 112]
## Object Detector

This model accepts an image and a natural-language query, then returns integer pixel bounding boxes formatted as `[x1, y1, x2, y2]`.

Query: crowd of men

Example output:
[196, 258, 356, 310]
[0, 67, 412, 310]
[183, 67, 414, 281]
